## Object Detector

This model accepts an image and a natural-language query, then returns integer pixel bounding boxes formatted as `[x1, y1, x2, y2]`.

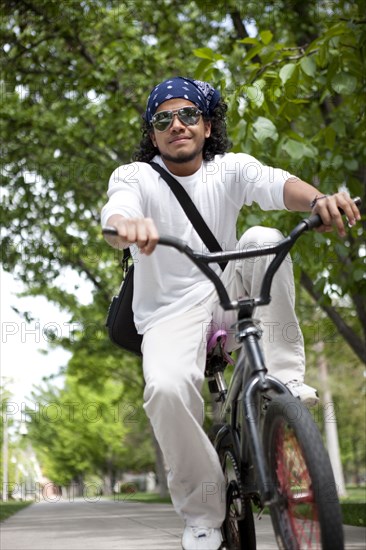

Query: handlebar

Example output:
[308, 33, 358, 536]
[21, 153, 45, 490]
[103, 197, 361, 312]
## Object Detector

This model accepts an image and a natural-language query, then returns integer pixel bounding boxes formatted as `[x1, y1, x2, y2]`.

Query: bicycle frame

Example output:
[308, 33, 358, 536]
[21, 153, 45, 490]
[217, 336, 289, 506]
[158, 218, 316, 506]
[157, 203, 361, 508]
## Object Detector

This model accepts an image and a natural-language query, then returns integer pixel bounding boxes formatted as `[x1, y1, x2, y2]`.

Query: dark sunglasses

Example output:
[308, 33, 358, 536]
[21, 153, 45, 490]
[151, 106, 202, 132]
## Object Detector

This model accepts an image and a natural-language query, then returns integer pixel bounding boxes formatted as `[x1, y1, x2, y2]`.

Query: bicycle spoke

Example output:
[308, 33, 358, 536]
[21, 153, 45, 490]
[274, 421, 321, 548]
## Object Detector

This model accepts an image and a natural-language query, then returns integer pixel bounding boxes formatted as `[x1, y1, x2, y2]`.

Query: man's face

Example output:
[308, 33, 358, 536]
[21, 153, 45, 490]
[150, 98, 211, 167]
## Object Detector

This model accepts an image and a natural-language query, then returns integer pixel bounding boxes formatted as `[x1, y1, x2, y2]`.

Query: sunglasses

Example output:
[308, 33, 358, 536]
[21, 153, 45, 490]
[151, 106, 202, 132]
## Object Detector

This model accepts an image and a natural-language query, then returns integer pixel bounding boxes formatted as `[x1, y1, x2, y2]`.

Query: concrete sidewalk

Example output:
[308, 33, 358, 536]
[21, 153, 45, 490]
[0, 498, 365, 549]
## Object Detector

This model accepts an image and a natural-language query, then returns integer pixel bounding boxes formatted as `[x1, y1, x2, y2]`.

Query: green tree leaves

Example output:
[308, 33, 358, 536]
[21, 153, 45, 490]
[26, 375, 154, 492]
[281, 139, 317, 160]
[279, 63, 297, 84]
[253, 116, 278, 143]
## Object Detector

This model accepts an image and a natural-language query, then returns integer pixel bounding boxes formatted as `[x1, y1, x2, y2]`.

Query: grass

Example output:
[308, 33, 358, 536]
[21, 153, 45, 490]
[341, 503, 365, 527]
[340, 486, 366, 527]
[0, 500, 32, 522]
[341, 486, 366, 502]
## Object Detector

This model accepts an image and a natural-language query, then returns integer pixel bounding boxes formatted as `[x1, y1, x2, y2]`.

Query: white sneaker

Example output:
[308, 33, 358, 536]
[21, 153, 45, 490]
[286, 380, 319, 407]
[182, 526, 222, 550]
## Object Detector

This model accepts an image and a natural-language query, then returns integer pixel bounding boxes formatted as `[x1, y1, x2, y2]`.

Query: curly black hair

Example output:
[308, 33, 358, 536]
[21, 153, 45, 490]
[133, 99, 232, 162]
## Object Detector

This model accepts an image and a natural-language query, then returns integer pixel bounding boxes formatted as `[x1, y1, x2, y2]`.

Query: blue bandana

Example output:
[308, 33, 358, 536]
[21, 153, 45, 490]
[144, 77, 220, 124]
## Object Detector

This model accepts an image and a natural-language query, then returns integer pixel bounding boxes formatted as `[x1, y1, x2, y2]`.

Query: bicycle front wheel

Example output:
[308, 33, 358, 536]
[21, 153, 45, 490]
[263, 394, 344, 550]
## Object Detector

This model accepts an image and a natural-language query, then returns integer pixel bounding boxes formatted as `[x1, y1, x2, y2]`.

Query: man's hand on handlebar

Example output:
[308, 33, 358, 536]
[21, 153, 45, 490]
[312, 192, 361, 238]
[104, 215, 159, 255]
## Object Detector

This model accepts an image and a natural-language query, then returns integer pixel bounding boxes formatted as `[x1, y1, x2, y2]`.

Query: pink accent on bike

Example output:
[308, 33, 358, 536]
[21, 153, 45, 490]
[207, 329, 227, 353]
[207, 329, 235, 365]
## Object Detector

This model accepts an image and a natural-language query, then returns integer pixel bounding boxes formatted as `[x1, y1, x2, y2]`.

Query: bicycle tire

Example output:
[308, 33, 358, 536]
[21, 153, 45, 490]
[218, 447, 256, 550]
[263, 394, 344, 550]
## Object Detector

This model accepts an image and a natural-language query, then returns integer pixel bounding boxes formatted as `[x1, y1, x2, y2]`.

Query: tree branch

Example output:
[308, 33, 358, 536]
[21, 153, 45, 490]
[72, 257, 110, 303]
[252, 48, 317, 82]
[229, 10, 249, 40]
[229, 10, 261, 64]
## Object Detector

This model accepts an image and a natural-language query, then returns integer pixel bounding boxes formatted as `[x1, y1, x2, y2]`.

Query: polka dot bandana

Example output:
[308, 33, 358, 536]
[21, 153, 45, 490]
[144, 77, 221, 124]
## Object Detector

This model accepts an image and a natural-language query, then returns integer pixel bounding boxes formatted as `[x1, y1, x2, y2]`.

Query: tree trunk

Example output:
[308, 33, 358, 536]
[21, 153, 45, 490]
[101, 468, 114, 496]
[315, 342, 347, 497]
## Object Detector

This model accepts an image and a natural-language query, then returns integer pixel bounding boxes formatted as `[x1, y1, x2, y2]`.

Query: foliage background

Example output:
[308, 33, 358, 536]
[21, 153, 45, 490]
[1, 0, 365, 493]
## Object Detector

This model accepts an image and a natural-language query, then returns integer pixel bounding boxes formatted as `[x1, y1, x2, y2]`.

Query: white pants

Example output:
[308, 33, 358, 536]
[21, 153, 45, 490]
[142, 227, 305, 528]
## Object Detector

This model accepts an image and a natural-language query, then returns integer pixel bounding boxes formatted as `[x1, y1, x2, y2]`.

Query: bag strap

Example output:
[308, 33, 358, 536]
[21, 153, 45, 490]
[122, 248, 131, 274]
[150, 161, 227, 271]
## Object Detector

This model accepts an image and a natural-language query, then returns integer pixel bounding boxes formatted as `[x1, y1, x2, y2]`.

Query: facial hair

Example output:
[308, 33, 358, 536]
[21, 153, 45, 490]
[159, 136, 205, 165]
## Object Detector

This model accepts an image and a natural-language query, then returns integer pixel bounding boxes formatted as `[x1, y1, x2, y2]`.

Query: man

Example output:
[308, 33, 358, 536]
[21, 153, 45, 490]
[102, 77, 360, 550]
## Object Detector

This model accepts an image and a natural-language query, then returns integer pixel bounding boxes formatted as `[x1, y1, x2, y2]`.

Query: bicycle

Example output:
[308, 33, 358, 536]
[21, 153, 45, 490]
[103, 198, 360, 550]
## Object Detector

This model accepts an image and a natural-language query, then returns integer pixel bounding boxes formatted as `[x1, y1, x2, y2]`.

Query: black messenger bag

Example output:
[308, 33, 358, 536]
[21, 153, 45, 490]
[106, 250, 143, 356]
[105, 162, 226, 356]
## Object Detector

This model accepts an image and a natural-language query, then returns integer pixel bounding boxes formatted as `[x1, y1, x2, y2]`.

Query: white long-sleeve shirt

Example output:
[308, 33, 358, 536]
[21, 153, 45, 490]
[101, 153, 291, 334]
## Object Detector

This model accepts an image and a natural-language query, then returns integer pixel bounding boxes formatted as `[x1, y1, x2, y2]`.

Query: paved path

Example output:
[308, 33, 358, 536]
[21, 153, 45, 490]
[1, 499, 365, 549]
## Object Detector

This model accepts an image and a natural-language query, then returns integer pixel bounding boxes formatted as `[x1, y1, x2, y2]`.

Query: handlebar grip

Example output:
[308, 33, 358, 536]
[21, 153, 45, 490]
[306, 213, 323, 229]
[306, 196, 361, 230]
[341, 196, 361, 211]
[102, 226, 118, 236]
[101, 228, 192, 255]
[158, 236, 194, 254]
